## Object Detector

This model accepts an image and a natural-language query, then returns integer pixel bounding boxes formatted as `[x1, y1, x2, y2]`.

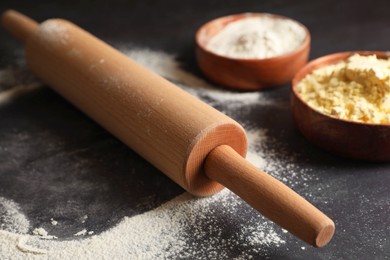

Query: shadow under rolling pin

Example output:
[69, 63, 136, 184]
[1, 10, 335, 247]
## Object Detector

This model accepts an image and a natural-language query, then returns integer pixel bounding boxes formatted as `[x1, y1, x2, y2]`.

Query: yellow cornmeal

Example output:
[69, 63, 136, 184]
[297, 54, 390, 124]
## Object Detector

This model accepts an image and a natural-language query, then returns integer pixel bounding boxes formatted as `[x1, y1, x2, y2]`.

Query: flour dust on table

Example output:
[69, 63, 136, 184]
[0, 197, 30, 234]
[0, 46, 324, 259]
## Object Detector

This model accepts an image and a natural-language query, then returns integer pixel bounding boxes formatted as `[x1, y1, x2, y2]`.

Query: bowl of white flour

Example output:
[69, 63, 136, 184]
[196, 13, 310, 91]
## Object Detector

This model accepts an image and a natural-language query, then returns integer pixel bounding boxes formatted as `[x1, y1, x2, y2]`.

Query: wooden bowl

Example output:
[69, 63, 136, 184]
[195, 13, 311, 91]
[291, 51, 390, 161]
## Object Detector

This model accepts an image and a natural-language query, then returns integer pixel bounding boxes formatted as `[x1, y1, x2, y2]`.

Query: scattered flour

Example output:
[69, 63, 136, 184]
[119, 46, 279, 108]
[16, 236, 47, 255]
[0, 189, 284, 259]
[0, 84, 42, 105]
[32, 227, 57, 240]
[81, 215, 88, 223]
[50, 218, 58, 226]
[32, 228, 48, 237]
[0, 197, 30, 234]
[0, 46, 316, 259]
[0, 66, 42, 104]
[74, 229, 87, 236]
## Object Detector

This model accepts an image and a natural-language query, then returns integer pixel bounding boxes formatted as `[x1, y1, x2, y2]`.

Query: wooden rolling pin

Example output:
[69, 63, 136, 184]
[1, 10, 335, 247]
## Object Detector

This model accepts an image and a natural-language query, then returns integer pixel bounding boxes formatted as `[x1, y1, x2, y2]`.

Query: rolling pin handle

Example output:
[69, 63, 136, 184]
[204, 145, 335, 247]
[1, 9, 39, 43]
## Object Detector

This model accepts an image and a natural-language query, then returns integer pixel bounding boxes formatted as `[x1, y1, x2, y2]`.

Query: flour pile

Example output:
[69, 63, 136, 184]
[206, 15, 306, 59]
[0, 47, 316, 259]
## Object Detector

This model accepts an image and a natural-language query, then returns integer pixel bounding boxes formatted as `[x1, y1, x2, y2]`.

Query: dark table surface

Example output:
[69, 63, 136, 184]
[0, 0, 389, 259]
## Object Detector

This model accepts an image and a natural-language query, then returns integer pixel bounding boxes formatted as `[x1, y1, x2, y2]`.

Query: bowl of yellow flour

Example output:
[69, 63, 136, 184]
[292, 51, 390, 161]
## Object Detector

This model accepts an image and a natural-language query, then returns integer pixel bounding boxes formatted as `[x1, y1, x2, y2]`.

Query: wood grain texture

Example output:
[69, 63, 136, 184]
[205, 145, 335, 247]
[292, 51, 390, 161]
[21, 18, 248, 196]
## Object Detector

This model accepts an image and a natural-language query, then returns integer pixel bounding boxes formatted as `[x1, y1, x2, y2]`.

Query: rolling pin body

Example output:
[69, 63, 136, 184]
[25, 18, 247, 196]
[1, 10, 335, 247]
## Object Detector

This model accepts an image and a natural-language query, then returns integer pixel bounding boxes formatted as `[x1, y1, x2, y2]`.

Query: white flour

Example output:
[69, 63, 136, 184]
[50, 218, 58, 226]
[206, 15, 306, 59]
[0, 189, 285, 259]
[120, 47, 282, 109]
[0, 198, 30, 234]
[0, 47, 315, 259]
[37, 19, 70, 45]
[74, 229, 87, 236]
[32, 228, 57, 240]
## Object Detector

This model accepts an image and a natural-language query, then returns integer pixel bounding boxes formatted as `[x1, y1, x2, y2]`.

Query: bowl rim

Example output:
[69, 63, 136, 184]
[292, 50, 390, 127]
[195, 12, 311, 62]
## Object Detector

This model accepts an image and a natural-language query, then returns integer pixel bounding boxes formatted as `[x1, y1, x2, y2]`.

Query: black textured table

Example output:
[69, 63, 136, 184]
[0, 1, 389, 259]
